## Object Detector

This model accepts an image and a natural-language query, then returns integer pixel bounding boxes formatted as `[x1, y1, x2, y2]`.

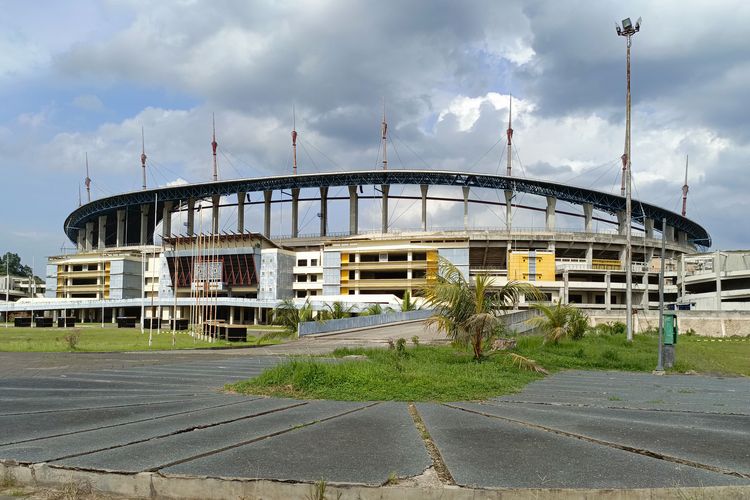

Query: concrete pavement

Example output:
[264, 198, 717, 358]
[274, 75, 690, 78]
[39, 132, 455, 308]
[0, 340, 748, 497]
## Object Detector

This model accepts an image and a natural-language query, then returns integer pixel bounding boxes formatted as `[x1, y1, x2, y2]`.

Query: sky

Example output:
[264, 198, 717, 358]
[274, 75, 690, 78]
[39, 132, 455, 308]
[1, 0, 749, 272]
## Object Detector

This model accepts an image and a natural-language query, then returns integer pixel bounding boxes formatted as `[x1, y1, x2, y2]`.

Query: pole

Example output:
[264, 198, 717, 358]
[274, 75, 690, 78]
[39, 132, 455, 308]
[5, 252, 9, 328]
[656, 217, 666, 372]
[149, 192, 157, 347]
[625, 33, 634, 342]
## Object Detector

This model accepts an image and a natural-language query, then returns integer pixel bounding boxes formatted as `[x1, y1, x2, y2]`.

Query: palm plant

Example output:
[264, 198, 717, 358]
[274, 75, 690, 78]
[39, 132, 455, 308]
[361, 303, 384, 316]
[423, 258, 541, 360]
[319, 301, 354, 320]
[527, 299, 589, 344]
[269, 298, 315, 338]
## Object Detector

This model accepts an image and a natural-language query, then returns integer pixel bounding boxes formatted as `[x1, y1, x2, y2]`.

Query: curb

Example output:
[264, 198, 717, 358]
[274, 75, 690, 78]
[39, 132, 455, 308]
[2, 461, 749, 500]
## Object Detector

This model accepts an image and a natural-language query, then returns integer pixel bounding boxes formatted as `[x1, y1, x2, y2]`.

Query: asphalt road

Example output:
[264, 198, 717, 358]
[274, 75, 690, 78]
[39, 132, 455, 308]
[0, 332, 748, 490]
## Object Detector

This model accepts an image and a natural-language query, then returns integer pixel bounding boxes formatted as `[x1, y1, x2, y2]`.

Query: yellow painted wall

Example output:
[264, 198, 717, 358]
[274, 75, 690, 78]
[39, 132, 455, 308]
[508, 250, 555, 281]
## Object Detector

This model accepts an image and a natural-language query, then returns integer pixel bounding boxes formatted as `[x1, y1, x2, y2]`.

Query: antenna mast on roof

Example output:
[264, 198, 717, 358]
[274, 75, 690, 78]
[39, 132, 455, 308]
[681, 155, 689, 217]
[381, 98, 388, 170]
[506, 94, 513, 177]
[292, 106, 298, 175]
[84, 152, 91, 203]
[211, 113, 218, 181]
[140, 127, 147, 190]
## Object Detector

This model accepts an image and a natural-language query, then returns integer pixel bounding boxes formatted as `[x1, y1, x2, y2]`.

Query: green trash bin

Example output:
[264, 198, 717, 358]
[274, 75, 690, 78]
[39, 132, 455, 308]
[663, 311, 677, 368]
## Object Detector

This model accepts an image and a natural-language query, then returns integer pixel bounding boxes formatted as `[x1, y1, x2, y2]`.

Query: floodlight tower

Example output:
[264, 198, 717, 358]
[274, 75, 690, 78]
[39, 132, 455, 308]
[292, 106, 298, 175]
[616, 16, 641, 343]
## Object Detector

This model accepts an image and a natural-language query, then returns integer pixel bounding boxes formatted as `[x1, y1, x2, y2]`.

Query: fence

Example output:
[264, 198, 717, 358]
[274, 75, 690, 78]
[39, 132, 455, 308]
[298, 309, 434, 336]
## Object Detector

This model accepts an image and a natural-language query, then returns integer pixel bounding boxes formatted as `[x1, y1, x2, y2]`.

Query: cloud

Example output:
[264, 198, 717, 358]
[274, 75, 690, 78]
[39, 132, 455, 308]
[72, 94, 104, 112]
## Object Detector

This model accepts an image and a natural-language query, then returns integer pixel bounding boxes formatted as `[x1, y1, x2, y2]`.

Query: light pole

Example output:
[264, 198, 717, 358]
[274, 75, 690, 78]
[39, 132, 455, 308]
[616, 16, 641, 342]
[656, 217, 666, 373]
[4, 252, 9, 328]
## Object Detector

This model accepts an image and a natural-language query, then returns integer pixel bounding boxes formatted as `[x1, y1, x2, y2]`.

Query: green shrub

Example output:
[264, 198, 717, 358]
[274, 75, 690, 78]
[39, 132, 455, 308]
[411, 335, 420, 346]
[396, 338, 407, 355]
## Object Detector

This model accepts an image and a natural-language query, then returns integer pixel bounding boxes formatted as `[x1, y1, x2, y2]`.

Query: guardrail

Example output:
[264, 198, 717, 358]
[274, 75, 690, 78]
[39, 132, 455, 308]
[298, 309, 434, 336]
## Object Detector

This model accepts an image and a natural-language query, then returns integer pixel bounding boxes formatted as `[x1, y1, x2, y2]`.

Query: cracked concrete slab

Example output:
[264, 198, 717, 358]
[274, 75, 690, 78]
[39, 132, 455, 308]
[164, 401, 432, 485]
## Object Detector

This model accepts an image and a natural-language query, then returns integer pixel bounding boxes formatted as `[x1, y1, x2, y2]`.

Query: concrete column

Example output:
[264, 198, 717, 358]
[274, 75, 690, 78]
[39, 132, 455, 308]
[291, 188, 300, 238]
[237, 192, 246, 234]
[677, 231, 688, 246]
[605, 271, 611, 311]
[211, 195, 220, 234]
[348, 185, 358, 235]
[644, 218, 654, 239]
[714, 251, 722, 311]
[583, 203, 593, 233]
[545, 196, 556, 231]
[139, 204, 150, 245]
[97, 215, 107, 249]
[664, 225, 675, 242]
[116, 209, 126, 246]
[229, 306, 235, 325]
[586, 243, 594, 268]
[85, 221, 95, 250]
[420, 184, 428, 231]
[504, 190, 513, 231]
[563, 269, 569, 304]
[641, 268, 650, 309]
[381, 184, 389, 233]
[462, 186, 470, 230]
[263, 190, 272, 238]
[319, 186, 328, 237]
[239, 307, 245, 325]
[679, 254, 686, 298]
[162, 201, 173, 239]
[186, 198, 196, 236]
[76, 229, 85, 251]
[617, 211, 627, 236]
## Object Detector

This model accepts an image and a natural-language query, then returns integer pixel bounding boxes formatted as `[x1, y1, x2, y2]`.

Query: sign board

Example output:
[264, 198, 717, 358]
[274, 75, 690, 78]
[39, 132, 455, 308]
[192, 261, 223, 291]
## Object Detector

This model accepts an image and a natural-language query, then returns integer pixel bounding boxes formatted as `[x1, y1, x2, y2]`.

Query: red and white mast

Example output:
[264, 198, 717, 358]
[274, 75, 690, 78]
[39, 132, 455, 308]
[681, 155, 689, 217]
[381, 99, 388, 170]
[84, 152, 91, 203]
[211, 114, 218, 181]
[140, 127, 147, 190]
[506, 95, 513, 177]
[292, 106, 298, 175]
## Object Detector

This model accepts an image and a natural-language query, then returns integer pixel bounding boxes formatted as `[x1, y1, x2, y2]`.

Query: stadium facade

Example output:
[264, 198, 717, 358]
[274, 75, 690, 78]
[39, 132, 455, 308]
[4, 168, 742, 328]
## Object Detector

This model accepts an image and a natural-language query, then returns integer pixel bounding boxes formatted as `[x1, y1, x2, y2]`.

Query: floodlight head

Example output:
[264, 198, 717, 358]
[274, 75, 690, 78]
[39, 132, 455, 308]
[615, 22, 622, 35]
[622, 18, 632, 30]
[635, 16, 642, 31]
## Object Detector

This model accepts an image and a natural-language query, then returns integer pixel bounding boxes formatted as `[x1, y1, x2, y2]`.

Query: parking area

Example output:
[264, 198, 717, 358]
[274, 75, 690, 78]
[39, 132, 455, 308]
[0, 348, 748, 492]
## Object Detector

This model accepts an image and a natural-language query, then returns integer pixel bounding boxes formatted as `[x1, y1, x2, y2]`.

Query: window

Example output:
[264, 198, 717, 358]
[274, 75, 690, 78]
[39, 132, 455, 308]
[412, 252, 426, 261]
[311, 259, 318, 266]
[297, 259, 308, 266]
[349, 270, 355, 279]
[310, 274, 318, 282]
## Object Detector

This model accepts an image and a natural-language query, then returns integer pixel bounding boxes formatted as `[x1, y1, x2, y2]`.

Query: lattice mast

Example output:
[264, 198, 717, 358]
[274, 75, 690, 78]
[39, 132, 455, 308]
[211, 114, 218, 182]
[681, 155, 689, 217]
[84, 152, 91, 203]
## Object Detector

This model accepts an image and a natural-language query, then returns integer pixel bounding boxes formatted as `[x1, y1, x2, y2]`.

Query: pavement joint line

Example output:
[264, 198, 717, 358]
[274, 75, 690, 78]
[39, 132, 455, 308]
[0, 397, 207, 417]
[494, 398, 750, 417]
[442, 403, 750, 480]
[151, 401, 381, 472]
[45, 400, 311, 466]
[407, 403, 455, 486]
[0, 397, 261, 448]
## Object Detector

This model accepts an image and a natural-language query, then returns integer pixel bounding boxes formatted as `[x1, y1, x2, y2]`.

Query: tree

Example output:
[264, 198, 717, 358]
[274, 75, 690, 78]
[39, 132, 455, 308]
[0, 253, 33, 278]
[360, 303, 384, 316]
[396, 291, 420, 312]
[423, 258, 541, 360]
[527, 300, 589, 345]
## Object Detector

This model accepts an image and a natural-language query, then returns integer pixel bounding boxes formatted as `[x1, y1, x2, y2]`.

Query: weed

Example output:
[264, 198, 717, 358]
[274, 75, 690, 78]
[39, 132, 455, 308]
[411, 335, 420, 346]
[385, 472, 399, 485]
[306, 479, 341, 500]
[387, 339, 395, 350]
[684, 328, 696, 337]
[395, 338, 407, 355]
[62, 329, 81, 350]
[600, 349, 620, 362]
[608, 395, 622, 401]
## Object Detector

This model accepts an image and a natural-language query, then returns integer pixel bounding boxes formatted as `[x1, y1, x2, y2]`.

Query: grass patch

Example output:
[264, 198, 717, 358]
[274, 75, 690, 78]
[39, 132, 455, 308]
[228, 332, 749, 401]
[0, 325, 282, 352]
